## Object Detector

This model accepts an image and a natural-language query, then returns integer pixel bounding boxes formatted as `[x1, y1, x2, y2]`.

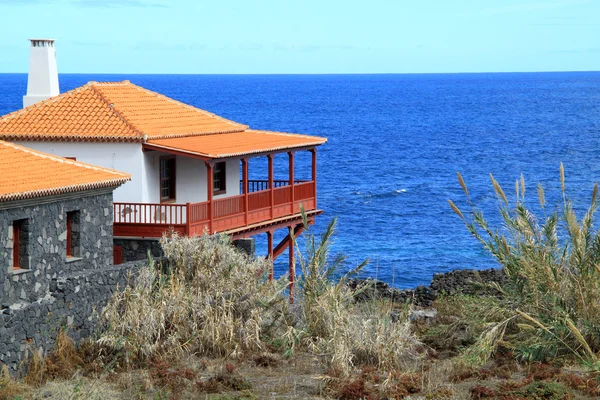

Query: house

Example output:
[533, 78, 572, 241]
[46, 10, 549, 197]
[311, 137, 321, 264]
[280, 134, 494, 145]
[0, 39, 327, 289]
[0, 140, 131, 371]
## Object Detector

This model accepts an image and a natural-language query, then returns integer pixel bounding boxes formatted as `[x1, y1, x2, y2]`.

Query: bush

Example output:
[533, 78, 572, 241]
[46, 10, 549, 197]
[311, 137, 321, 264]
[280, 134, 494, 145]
[97, 234, 284, 367]
[289, 213, 423, 375]
[97, 213, 423, 375]
[449, 165, 600, 366]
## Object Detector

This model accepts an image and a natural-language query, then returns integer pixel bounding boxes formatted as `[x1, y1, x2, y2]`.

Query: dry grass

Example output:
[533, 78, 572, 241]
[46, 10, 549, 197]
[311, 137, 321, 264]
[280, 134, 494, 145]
[96, 215, 423, 377]
[0, 364, 25, 400]
[97, 233, 285, 367]
[282, 213, 424, 376]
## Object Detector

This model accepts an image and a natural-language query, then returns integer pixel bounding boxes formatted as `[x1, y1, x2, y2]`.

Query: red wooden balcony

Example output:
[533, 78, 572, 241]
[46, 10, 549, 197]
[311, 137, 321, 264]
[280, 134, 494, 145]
[113, 180, 318, 239]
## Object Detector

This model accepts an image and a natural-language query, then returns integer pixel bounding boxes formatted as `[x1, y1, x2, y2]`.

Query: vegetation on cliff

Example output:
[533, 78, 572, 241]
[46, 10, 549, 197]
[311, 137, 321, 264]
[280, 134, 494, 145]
[449, 164, 600, 368]
[4, 167, 600, 398]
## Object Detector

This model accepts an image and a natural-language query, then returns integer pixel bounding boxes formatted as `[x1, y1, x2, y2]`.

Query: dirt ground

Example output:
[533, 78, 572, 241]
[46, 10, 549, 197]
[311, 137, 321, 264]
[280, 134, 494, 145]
[3, 351, 598, 400]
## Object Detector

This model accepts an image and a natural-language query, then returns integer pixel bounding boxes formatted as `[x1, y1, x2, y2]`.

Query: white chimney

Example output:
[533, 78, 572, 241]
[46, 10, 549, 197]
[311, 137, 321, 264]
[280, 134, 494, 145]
[23, 38, 59, 108]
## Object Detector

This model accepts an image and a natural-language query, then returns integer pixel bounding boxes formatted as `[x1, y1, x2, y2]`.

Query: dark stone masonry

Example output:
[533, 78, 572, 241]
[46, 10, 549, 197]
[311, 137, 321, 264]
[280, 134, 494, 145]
[113, 237, 256, 264]
[0, 189, 142, 373]
[114, 237, 164, 263]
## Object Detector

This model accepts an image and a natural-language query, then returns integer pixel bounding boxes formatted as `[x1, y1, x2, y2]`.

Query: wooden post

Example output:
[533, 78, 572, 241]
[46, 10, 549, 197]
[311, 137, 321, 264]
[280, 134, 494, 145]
[288, 151, 295, 214]
[206, 161, 214, 234]
[288, 225, 295, 303]
[311, 148, 317, 209]
[242, 158, 249, 226]
[268, 154, 274, 219]
[185, 202, 191, 236]
[267, 230, 274, 281]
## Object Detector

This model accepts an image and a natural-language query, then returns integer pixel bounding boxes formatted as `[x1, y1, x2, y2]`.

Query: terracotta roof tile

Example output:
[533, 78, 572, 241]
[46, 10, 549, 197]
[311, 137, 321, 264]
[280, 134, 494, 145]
[146, 130, 327, 159]
[0, 141, 131, 202]
[0, 80, 247, 142]
[0, 81, 327, 155]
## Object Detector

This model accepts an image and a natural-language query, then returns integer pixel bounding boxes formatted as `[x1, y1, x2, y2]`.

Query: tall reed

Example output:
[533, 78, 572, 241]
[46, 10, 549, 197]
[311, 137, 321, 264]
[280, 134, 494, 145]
[449, 166, 600, 365]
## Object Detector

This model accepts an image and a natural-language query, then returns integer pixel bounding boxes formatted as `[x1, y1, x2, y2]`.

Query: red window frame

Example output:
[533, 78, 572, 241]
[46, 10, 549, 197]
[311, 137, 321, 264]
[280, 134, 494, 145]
[12, 221, 20, 270]
[66, 211, 73, 257]
[213, 161, 226, 195]
[160, 156, 176, 202]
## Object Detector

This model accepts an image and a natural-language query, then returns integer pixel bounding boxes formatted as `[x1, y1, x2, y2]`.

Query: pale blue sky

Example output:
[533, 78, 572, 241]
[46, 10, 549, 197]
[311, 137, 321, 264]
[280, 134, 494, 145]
[0, 0, 599, 74]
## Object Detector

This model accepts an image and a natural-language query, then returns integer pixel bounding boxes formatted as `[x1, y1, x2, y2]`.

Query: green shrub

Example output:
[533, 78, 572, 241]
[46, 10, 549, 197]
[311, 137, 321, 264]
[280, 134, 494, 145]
[449, 165, 600, 366]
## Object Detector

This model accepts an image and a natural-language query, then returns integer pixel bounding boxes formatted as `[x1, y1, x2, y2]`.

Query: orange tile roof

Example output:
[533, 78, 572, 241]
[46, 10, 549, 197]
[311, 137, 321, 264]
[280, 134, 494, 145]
[145, 130, 327, 159]
[0, 141, 130, 202]
[0, 81, 248, 142]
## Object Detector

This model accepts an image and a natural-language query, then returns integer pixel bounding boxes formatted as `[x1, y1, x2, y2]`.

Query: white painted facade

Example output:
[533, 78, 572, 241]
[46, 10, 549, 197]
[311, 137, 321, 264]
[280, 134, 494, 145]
[23, 39, 59, 108]
[144, 150, 240, 203]
[15, 141, 241, 204]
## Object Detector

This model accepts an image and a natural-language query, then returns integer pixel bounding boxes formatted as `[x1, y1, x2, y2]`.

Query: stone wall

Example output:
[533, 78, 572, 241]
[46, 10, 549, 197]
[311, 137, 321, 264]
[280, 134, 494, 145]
[0, 189, 142, 373]
[114, 237, 163, 263]
[114, 237, 256, 263]
[0, 260, 144, 372]
[0, 191, 114, 305]
[232, 238, 255, 258]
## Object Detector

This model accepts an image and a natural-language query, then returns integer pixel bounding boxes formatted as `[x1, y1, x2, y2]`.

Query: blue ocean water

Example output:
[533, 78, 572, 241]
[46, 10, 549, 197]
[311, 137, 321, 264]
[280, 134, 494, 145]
[1, 72, 599, 288]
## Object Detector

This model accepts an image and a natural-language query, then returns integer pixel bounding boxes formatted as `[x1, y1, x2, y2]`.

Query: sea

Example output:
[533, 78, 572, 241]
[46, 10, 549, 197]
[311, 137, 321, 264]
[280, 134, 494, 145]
[1, 72, 599, 288]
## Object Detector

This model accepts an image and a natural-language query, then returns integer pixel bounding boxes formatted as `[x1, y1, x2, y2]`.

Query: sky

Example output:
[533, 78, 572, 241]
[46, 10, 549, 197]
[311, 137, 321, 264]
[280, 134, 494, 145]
[0, 0, 599, 74]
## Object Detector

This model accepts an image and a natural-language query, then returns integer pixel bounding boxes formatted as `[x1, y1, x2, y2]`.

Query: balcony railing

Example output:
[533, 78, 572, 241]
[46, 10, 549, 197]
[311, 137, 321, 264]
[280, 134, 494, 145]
[242, 179, 309, 193]
[113, 180, 317, 238]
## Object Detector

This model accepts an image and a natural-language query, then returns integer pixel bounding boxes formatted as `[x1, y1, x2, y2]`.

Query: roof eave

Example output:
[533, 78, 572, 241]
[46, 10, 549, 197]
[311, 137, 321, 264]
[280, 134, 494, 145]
[142, 140, 327, 161]
[0, 176, 131, 203]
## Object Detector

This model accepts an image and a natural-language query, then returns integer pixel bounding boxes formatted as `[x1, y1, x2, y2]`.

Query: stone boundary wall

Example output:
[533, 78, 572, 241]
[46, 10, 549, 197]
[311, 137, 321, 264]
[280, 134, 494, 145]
[115, 237, 256, 264]
[348, 268, 508, 307]
[0, 260, 145, 373]
[114, 237, 163, 263]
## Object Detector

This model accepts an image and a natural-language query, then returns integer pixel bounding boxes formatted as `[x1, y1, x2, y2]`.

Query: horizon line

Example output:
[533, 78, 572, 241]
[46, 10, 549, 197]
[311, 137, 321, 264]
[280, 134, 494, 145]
[1, 70, 600, 76]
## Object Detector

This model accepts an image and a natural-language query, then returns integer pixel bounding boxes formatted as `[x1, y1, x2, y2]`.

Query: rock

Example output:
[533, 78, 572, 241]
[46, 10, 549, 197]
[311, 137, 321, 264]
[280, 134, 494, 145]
[409, 309, 438, 322]
[348, 268, 507, 307]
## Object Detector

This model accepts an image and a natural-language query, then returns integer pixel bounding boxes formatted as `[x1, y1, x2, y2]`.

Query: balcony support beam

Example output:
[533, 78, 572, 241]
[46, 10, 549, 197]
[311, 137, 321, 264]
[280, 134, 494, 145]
[206, 161, 214, 234]
[272, 223, 305, 259]
[289, 225, 296, 303]
[268, 154, 274, 220]
[266, 229, 274, 281]
[242, 158, 249, 226]
[311, 148, 317, 209]
[288, 151, 295, 214]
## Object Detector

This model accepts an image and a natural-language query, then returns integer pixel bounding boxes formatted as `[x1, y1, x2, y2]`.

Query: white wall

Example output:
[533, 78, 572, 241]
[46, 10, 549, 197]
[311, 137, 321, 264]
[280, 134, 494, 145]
[221, 158, 241, 199]
[14, 141, 145, 203]
[15, 142, 241, 205]
[144, 151, 240, 204]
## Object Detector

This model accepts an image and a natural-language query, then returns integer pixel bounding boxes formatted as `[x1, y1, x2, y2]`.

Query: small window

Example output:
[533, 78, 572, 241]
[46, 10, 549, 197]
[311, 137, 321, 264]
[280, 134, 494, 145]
[65, 157, 76, 161]
[66, 211, 80, 258]
[12, 219, 29, 271]
[213, 162, 226, 195]
[160, 156, 176, 202]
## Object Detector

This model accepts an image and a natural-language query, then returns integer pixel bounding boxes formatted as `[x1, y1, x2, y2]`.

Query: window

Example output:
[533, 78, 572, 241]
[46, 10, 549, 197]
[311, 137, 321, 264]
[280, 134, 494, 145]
[160, 156, 176, 202]
[65, 157, 76, 161]
[66, 211, 80, 258]
[213, 162, 226, 195]
[12, 219, 28, 271]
